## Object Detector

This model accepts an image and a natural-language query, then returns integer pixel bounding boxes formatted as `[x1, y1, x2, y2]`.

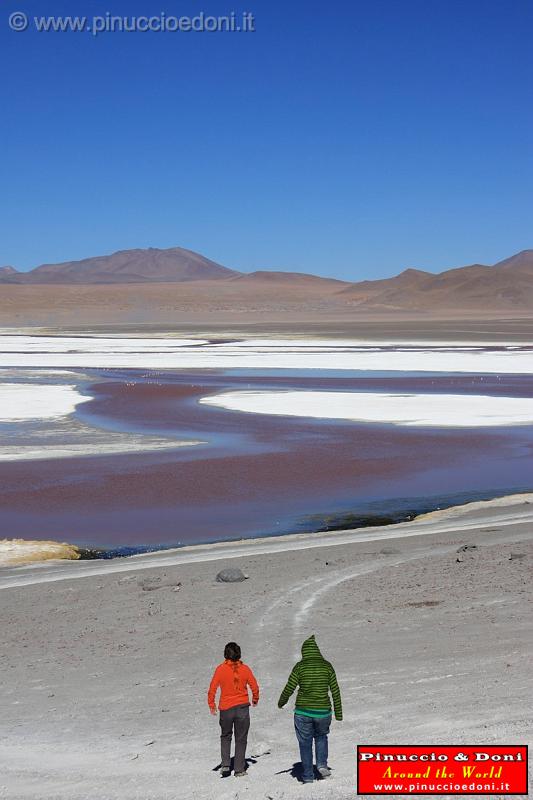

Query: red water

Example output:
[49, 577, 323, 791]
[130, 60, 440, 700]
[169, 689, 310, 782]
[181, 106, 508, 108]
[1, 371, 532, 548]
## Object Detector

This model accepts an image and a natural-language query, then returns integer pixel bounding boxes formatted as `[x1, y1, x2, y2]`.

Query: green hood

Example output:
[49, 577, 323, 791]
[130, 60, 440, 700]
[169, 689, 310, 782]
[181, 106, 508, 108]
[278, 633, 343, 720]
[301, 634, 324, 660]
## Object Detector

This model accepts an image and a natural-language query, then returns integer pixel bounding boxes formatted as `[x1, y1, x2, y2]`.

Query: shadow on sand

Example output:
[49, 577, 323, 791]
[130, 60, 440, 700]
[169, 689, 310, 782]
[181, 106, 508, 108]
[275, 762, 333, 783]
[212, 756, 258, 777]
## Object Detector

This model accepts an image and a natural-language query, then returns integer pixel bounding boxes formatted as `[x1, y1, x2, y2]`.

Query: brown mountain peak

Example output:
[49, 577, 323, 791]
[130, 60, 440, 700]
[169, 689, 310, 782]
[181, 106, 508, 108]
[4, 246, 239, 284]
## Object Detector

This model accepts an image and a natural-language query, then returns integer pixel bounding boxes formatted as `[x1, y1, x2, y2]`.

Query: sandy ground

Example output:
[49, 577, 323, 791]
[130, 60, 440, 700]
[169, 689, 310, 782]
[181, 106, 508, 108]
[1, 273, 533, 326]
[0, 496, 532, 800]
[2, 317, 533, 339]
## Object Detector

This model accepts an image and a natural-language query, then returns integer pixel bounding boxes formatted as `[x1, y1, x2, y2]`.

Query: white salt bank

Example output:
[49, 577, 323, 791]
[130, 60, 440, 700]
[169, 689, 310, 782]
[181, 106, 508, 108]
[200, 389, 533, 427]
[1, 335, 533, 373]
[0, 384, 90, 421]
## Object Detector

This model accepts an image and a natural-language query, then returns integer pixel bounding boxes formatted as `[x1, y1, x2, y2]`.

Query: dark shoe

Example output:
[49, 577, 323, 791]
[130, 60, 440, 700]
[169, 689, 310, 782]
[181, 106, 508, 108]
[318, 766, 331, 778]
[220, 767, 231, 777]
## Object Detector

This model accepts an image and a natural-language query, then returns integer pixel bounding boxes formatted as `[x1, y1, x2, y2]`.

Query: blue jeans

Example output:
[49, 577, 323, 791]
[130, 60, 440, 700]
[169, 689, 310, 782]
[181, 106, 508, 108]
[294, 713, 331, 782]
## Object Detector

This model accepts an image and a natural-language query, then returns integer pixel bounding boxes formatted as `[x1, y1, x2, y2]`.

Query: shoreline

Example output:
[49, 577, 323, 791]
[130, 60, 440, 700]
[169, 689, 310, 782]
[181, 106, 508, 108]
[1, 487, 531, 569]
[2, 490, 532, 585]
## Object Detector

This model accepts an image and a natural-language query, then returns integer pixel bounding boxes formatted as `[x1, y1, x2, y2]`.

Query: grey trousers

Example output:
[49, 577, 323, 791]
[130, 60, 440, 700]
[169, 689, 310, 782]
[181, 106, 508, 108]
[219, 703, 250, 773]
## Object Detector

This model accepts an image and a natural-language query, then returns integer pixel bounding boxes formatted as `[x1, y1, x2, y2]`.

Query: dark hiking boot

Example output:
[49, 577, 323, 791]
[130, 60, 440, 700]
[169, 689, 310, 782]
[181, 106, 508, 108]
[220, 767, 231, 777]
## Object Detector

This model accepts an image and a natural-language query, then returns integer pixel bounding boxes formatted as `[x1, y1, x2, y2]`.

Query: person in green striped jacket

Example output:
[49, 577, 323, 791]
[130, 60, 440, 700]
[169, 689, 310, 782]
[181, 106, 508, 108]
[278, 634, 342, 783]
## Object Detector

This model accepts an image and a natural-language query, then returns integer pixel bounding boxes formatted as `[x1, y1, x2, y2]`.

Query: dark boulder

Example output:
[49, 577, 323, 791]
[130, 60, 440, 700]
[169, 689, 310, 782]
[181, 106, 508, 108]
[216, 568, 248, 583]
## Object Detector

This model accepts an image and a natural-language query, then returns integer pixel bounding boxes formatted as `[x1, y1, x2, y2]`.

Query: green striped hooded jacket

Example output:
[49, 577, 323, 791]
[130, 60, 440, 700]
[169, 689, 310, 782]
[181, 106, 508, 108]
[277, 635, 343, 721]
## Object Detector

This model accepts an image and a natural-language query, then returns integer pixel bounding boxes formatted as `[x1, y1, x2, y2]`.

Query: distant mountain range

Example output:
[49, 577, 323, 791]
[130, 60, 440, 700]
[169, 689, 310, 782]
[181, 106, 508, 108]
[339, 250, 533, 311]
[1, 246, 532, 317]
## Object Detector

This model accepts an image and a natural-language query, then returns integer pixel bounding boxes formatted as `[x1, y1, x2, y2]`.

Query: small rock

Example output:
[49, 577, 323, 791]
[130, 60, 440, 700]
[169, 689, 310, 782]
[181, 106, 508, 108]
[140, 577, 181, 591]
[380, 547, 400, 555]
[456, 544, 477, 553]
[144, 739, 155, 746]
[250, 741, 271, 757]
[139, 576, 162, 591]
[216, 568, 248, 583]
[408, 600, 441, 608]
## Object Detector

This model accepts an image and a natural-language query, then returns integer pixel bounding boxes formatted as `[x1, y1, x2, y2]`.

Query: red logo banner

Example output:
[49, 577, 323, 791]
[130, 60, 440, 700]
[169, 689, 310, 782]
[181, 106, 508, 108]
[357, 745, 528, 795]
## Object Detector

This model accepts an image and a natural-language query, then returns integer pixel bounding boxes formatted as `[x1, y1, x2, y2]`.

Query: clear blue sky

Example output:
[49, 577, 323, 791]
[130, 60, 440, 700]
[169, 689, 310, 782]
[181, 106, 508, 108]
[1, 0, 532, 279]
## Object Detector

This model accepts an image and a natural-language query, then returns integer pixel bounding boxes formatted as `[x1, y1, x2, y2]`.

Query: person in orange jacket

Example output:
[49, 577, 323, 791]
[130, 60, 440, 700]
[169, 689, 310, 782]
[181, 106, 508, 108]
[208, 641, 259, 777]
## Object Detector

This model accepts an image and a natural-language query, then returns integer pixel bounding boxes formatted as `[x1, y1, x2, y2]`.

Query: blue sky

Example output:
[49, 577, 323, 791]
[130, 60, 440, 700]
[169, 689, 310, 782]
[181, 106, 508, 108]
[1, 0, 532, 279]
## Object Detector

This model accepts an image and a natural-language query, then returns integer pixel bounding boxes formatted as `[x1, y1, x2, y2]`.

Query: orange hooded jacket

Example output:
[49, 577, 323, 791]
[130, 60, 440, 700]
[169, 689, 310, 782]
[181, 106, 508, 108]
[208, 660, 259, 712]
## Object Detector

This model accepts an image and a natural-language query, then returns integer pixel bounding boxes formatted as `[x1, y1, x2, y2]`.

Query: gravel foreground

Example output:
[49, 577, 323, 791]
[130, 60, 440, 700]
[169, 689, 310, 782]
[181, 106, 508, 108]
[1, 496, 532, 800]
